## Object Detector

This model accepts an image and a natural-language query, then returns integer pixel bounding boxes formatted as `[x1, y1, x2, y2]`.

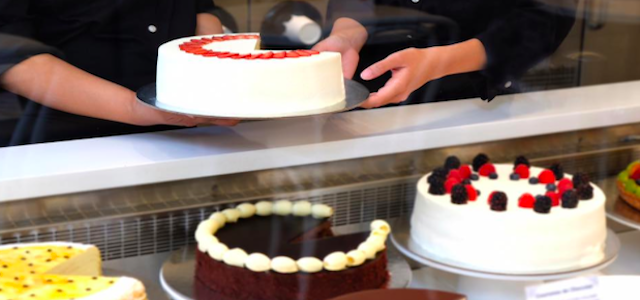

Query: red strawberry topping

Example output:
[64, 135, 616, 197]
[546, 191, 560, 206]
[295, 50, 312, 57]
[445, 178, 461, 194]
[538, 170, 556, 184]
[465, 185, 478, 201]
[514, 164, 530, 179]
[558, 179, 574, 195]
[260, 52, 274, 59]
[518, 193, 535, 208]
[447, 170, 464, 182]
[285, 51, 300, 58]
[273, 52, 286, 59]
[458, 165, 472, 179]
[478, 163, 496, 177]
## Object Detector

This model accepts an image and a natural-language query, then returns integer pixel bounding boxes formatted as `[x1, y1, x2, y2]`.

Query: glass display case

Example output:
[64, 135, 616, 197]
[1, 1, 639, 299]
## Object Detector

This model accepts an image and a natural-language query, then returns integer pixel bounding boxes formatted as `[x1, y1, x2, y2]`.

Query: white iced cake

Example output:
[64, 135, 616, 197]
[156, 34, 346, 118]
[0, 242, 146, 300]
[410, 154, 607, 274]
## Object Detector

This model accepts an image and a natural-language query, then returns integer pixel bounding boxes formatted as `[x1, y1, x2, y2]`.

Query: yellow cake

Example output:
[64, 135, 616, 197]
[0, 242, 146, 300]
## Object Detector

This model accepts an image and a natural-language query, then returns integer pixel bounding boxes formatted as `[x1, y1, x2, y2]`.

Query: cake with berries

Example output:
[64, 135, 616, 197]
[617, 161, 640, 210]
[410, 154, 607, 274]
[194, 200, 390, 300]
[0, 242, 146, 300]
[156, 34, 346, 118]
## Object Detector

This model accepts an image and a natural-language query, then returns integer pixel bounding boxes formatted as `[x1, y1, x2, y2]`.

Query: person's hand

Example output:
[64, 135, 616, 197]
[359, 47, 446, 109]
[312, 34, 361, 79]
[130, 94, 239, 127]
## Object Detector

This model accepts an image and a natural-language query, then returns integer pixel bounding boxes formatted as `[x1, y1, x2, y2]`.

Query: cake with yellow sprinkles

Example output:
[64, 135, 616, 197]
[0, 242, 146, 300]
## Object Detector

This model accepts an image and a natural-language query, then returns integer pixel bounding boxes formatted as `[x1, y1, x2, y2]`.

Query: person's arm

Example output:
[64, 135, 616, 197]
[312, 18, 368, 79]
[359, 39, 487, 108]
[0, 54, 238, 126]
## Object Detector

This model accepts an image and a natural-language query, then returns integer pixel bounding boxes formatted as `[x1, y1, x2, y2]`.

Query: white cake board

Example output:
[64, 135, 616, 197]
[393, 218, 620, 300]
[136, 79, 369, 120]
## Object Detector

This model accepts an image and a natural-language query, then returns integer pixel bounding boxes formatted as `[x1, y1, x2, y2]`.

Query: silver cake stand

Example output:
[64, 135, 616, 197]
[136, 79, 369, 120]
[159, 244, 412, 300]
[391, 218, 620, 282]
[605, 195, 640, 231]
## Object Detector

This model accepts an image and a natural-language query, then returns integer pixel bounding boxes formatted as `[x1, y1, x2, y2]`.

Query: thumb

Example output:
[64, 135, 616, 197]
[360, 54, 402, 81]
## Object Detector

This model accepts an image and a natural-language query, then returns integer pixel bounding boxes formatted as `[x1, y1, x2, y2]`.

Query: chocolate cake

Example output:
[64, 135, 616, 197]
[330, 289, 467, 300]
[194, 200, 390, 300]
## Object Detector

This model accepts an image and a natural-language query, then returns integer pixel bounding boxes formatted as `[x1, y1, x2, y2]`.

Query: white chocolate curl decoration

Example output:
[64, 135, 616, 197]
[370, 220, 391, 235]
[292, 201, 312, 217]
[197, 235, 219, 253]
[346, 250, 366, 267]
[311, 204, 334, 219]
[296, 257, 324, 273]
[207, 243, 229, 261]
[271, 256, 298, 274]
[223, 248, 248, 267]
[323, 252, 348, 271]
[366, 235, 387, 252]
[273, 200, 293, 216]
[222, 208, 241, 223]
[236, 203, 257, 218]
[245, 253, 271, 272]
[357, 242, 378, 260]
[255, 201, 273, 216]
[209, 212, 227, 228]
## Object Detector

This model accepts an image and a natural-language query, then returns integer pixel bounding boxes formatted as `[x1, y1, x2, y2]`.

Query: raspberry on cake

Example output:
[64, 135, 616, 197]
[194, 200, 390, 300]
[411, 154, 607, 274]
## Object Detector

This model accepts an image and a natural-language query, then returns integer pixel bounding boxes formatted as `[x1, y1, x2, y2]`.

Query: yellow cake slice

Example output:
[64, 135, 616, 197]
[0, 243, 147, 300]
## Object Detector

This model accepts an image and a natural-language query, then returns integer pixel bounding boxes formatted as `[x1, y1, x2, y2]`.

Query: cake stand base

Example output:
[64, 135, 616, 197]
[159, 244, 411, 300]
[136, 79, 369, 120]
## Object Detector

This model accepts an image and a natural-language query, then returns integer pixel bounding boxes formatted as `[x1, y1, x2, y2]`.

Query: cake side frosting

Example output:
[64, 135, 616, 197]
[410, 164, 607, 274]
[156, 34, 346, 118]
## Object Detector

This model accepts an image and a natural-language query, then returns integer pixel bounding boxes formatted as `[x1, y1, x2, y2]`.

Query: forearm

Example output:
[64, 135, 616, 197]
[432, 38, 487, 80]
[0, 54, 141, 125]
[329, 18, 368, 52]
[196, 13, 223, 35]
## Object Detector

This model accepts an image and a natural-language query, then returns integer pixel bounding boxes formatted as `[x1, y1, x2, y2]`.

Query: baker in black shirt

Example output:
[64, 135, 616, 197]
[315, 0, 576, 108]
[0, 0, 237, 146]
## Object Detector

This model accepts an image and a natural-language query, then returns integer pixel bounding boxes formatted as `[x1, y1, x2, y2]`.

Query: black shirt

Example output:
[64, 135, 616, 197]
[328, 0, 577, 101]
[0, 0, 216, 146]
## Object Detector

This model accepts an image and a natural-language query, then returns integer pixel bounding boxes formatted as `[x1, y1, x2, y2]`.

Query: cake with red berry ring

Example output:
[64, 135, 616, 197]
[410, 154, 607, 274]
[617, 161, 640, 211]
[156, 34, 346, 118]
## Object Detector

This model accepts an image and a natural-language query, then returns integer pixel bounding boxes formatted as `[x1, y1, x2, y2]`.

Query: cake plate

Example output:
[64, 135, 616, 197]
[391, 218, 620, 282]
[605, 195, 640, 230]
[159, 244, 412, 300]
[136, 79, 369, 120]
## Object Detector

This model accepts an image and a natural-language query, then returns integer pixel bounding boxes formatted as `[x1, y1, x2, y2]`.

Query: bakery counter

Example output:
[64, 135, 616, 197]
[2, 81, 640, 202]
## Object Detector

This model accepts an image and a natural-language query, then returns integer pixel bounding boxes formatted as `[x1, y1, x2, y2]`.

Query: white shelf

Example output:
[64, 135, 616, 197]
[1, 81, 640, 202]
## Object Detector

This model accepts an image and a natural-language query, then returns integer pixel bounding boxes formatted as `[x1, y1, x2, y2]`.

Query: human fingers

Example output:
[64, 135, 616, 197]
[360, 51, 404, 81]
[360, 70, 411, 108]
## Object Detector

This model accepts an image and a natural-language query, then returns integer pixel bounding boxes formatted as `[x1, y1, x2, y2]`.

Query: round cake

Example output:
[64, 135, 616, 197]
[0, 242, 146, 300]
[194, 200, 390, 300]
[329, 289, 466, 300]
[617, 161, 640, 210]
[156, 34, 346, 118]
[410, 154, 607, 274]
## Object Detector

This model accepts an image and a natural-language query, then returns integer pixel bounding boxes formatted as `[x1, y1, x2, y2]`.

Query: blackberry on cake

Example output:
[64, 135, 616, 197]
[572, 172, 590, 187]
[534, 196, 552, 214]
[562, 189, 579, 208]
[451, 184, 468, 205]
[428, 179, 446, 195]
[549, 163, 565, 180]
[444, 156, 461, 170]
[577, 184, 594, 200]
[489, 192, 508, 211]
[513, 156, 531, 168]
[472, 153, 490, 172]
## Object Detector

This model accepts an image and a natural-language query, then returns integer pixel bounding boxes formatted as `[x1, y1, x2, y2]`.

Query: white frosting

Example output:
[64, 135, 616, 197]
[255, 201, 273, 216]
[222, 208, 241, 223]
[311, 204, 333, 219]
[323, 252, 348, 271]
[245, 253, 271, 272]
[271, 256, 298, 274]
[236, 203, 256, 218]
[209, 212, 227, 228]
[296, 257, 323, 273]
[156, 34, 345, 118]
[357, 242, 378, 260]
[223, 248, 248, 267]
[292, 200, 312, 216]
[207, 243, 229, 261]
[346, 250, 366, 267]
[273, 200, 293, 216]
[410, 164, 607, 274]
